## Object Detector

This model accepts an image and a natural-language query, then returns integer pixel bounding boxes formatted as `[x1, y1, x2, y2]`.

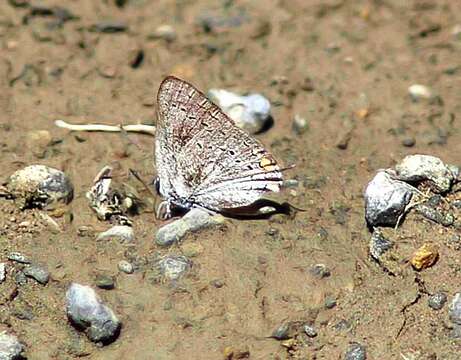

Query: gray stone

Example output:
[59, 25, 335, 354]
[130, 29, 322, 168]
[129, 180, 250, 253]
[415, 204, 454, 226]
[449, 293, 461, 325]
[207, 89, 271, 134]
[7, 252, 30, 264]
[364, 170, 415, 227]
[156, 255, 191, 281]
[23, 263, 49, 285]
[303, 324, 317, 337]
[96, 225, 134, 243]
[369, 229, 393, 261]
[271, 322, 297, 340]
[344, 342, 367, 360]
[401, 137, 415, 147]
[95, 274, 115, 290]
[309, 264, 331, 279]
[0, 331, 24, 360]
[14, 271, 27, 286]
[6, 165, 73, 209]
[428, 292, 447, 310]
[325, 297, 337, 309]
[66, 283, 121, 344]
[155, 208, 225, 247]
[395, 154, 453, 193]
[117, 260, 133, 274]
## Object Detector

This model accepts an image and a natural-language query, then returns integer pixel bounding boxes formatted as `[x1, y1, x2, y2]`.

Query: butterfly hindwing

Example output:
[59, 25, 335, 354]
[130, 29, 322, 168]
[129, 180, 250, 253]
[155, 76, 283, 212]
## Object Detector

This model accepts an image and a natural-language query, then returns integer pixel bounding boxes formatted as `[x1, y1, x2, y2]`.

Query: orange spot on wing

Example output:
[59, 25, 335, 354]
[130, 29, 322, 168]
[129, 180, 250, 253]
[259, 155, 278, 172]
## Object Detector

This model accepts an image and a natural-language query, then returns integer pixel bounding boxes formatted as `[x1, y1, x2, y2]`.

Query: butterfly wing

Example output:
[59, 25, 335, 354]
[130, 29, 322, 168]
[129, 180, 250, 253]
[155, 76, 283, 212]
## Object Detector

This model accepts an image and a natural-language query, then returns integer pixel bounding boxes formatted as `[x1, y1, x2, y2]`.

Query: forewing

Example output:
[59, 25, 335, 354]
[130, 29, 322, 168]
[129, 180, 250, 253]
[156, 76, 282, 210]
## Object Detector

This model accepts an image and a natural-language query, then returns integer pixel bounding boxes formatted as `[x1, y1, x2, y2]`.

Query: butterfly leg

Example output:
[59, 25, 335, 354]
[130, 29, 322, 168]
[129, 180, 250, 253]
[155, 200, 173, 220]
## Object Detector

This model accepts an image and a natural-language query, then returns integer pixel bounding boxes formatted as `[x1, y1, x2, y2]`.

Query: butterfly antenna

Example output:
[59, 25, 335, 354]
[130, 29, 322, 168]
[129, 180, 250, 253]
[129, 168, 157, 200]
[288, 203, 307, 212]
[280, 164, 296, 172]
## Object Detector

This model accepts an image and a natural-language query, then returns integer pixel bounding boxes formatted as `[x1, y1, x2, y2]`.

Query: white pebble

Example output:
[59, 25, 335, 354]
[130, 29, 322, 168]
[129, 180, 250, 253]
[118, 260, 134, 274]
[207, 88, 271, 134]
[408, 84, 434, 101]
[97, 225, 134, 243]
[155, 208, 225, 247]
[0, 263, 6, 283]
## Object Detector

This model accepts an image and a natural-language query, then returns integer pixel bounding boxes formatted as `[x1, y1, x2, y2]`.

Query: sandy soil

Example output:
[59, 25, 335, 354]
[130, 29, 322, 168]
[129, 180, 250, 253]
[1, 0, 461, 359]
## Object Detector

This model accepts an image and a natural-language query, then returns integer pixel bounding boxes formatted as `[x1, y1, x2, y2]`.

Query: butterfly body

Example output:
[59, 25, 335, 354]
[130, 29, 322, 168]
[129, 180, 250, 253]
[155, 76, 283, 219]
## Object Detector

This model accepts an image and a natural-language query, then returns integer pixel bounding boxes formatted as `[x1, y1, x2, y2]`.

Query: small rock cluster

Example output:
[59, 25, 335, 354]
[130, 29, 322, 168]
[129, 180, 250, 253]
[365, 155, 459, 272]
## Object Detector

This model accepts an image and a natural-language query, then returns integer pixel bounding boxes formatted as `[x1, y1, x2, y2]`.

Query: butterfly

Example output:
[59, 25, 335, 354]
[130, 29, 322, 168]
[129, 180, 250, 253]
[154, 76, 284, 219]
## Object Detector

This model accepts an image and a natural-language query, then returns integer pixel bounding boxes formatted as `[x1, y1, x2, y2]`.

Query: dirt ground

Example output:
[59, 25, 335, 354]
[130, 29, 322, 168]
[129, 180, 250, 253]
[1, 0, 461, 359]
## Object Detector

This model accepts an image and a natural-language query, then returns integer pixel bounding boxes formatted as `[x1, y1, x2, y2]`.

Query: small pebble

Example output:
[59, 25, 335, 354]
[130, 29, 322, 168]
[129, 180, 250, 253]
[23, 264, 50, 285]
[282, 179, 299, 189]
[449, 293, 461, 325]
[117, 260, 133, 274]
[292, 114, 308, 134]
[96, 225, 134, 243]
[271, 322, 297, 340]
[408, 84, 434, 102]
[66, 283, 121, 344]
[14, 271, 27, 286]
[26, 130, 52, 158]
[410, 243, 439, 271]
[148, 24, 177, 42]
[210, 279, 224, 288]
[207, 89, 271, 134]
[95, 274, 115, 290]
[309, 264, 331, 279]
[8, 252, 30, 264]
[155, 208, 225, 247]
[325, 296, 337, 309]
[0, 263, 6, 283]
[364, 170, 415, 227]
[0, 331, 25, 360]
[90, 21, 128, 33]
[401, 137, 415, 147]
[369, 229, 393, 261]
[415, 204, 454, 226]
[156, 255, 191, 281]
[303, 324, 317, 337]
[344, 342, 367, 360]
[428, 292, 447, 310]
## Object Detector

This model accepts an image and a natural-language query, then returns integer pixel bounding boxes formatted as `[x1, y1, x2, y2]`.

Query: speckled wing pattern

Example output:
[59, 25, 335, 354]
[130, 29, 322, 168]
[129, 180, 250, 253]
[155, 76, 283, 212]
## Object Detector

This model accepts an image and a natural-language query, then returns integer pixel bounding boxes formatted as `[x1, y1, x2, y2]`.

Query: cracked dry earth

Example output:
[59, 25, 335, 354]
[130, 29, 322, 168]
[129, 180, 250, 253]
[1, 0, 461, 359]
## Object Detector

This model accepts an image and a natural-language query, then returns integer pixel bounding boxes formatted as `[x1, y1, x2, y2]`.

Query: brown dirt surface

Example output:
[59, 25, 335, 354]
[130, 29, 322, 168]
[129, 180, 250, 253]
[1, 0, 461, 359]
